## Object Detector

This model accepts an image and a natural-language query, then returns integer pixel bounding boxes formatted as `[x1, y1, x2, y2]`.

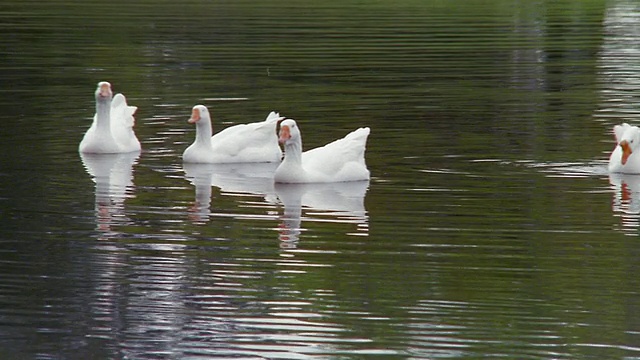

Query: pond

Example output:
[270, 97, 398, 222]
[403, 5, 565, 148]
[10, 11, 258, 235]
[2, 0, 640, 359]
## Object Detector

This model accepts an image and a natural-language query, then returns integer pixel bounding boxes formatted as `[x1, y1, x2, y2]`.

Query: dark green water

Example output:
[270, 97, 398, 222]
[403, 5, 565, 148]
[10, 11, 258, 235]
[2, 0, 640, 359]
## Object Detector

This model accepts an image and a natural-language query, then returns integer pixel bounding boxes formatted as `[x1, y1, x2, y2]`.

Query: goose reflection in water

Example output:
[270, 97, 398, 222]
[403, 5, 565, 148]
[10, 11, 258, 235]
[182, 163, 369, 246]
[182, 162, 279, 223]
[80, 152, 140, 236]
[274, 181, 370, 248]
[609, 173, 640, 236]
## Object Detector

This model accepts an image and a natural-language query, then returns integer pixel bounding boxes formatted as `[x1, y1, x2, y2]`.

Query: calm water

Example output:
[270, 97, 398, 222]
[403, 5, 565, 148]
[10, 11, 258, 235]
[2, 0, 640, 359]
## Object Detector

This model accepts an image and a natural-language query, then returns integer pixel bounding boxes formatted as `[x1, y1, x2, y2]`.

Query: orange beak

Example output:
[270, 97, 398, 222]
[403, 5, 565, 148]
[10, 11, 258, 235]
[278, 125, 291, 143]
[188, 107, 201, 124]
[621, 140, 632, 165]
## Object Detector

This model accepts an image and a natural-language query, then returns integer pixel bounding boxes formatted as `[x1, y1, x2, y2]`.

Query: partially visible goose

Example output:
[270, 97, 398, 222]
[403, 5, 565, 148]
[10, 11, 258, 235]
[274, 119, 370, 183]
[182, 105, 284, 163]
[79, 81, 141, 154]
[609, 123, 640, 174]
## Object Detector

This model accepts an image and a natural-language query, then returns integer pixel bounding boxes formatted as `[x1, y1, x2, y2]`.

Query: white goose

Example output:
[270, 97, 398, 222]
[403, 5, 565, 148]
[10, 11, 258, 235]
[79, 81, 141, 154]
[182, 105, 284, 163]
[274, 119, 370, 183]
[609, 123, 640, 174]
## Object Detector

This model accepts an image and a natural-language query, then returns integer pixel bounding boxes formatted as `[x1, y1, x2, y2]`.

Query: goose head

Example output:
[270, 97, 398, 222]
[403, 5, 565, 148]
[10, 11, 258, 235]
[95, 81, 113, 104]
[278, 119, 301, 145]
[188, 105, 211, 124]
[618, 126, 640, 165]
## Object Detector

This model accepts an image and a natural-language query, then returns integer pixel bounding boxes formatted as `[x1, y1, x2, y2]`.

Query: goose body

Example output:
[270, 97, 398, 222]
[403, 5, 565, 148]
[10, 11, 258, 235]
[274, 119, 370, 183]
[609, 123, 640, 174]
[79, 82, 141, 154]
[182, 105, 284, 163]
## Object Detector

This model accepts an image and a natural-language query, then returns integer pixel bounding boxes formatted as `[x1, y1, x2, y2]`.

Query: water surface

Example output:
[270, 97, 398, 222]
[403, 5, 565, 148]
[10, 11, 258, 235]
[2, 0, 640, 359]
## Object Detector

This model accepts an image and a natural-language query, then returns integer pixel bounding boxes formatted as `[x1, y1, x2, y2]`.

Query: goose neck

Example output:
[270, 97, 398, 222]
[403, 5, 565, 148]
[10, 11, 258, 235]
[96, 100, 111, 132]
[194, 118, 213, 145]
[283, 140, 302, 164]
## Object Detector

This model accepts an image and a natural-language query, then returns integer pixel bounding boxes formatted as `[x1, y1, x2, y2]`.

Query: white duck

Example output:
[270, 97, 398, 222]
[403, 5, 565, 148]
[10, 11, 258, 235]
[609, 123, 640, 174]
[274, 119, 370, 183]
[79, 81, 141, 154]
[182, 105, 284, 163]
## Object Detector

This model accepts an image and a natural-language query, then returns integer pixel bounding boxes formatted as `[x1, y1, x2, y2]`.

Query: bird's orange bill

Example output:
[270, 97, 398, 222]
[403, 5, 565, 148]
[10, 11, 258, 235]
[279, 125, 291, 143]
[188, 107, 201, 124]
[621, 140, 632, 165]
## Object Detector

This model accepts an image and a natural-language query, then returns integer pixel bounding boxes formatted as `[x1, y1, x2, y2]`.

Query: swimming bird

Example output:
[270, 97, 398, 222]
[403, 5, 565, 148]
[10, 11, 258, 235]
[182, 105, 284, 163]
[609, 123, 640, 174]
[79, 81, 141, 154]
[274, 119, 370, 183]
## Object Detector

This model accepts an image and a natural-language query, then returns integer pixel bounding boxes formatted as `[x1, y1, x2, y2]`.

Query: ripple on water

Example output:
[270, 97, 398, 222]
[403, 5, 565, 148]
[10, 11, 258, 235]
[523, 160, 610, 178]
